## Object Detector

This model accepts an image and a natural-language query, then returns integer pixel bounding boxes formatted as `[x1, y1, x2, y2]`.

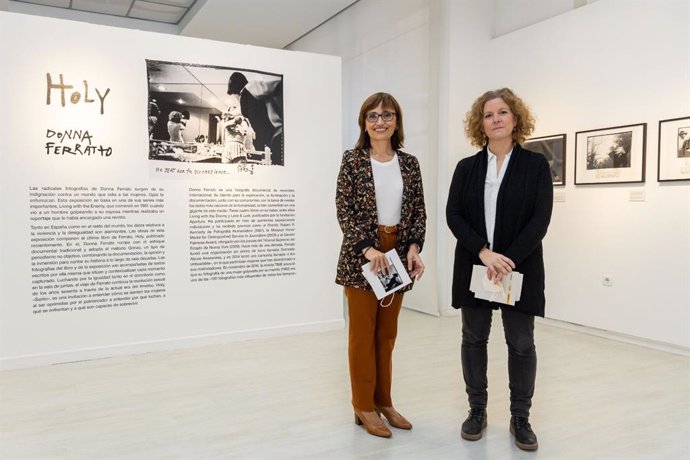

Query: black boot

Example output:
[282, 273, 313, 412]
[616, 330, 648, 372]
[460, 408, 487, 440]
[510, 416, 538, 451]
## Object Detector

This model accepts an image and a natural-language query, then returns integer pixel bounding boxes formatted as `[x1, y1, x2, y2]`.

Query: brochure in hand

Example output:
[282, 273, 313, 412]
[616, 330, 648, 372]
[361, 249, 413, 300]
[469, 264, 523, 306]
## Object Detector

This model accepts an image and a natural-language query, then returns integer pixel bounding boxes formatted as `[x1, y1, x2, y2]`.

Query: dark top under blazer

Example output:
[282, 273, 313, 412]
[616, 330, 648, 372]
[446, 145, 553, 316]
[335, 148, 426, 291]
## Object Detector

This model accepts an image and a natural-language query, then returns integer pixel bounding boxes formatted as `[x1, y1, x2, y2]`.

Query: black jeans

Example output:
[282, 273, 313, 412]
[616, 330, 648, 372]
[461, 304, 536, 418]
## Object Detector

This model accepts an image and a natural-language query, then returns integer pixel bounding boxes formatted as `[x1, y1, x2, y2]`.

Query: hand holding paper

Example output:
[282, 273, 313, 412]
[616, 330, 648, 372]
[362, 249, 413, 300]
[363, 247, 391, 276]
[478, 247, 515, 283]
[469, 265, 523, 306]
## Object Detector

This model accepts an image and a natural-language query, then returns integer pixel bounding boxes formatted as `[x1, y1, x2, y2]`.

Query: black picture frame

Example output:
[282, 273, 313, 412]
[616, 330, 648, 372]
[574, 123, 646, 185]
[658, 116, 690, 182]
[523, 133, 566, 186]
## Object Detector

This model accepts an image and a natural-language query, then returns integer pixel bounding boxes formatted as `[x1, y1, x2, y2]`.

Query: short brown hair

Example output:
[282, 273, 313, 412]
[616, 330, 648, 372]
[355, 92, 405, 150]
[464, 88, 535, 148]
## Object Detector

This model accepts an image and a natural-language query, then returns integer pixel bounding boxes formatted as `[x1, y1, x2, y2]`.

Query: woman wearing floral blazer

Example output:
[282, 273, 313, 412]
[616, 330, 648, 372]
[335, 92, 426, 438]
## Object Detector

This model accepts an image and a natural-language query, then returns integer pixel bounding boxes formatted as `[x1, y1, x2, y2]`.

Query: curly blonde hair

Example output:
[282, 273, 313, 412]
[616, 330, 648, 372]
[464, 88, 535, 148]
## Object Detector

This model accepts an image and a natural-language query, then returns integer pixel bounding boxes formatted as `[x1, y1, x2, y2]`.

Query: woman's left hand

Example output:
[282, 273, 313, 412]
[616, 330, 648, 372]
[407, 244, 425, 281]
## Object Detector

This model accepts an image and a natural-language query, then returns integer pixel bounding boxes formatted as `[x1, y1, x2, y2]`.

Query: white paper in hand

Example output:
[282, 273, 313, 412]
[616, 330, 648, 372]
[469, 265, 523, 306]
[362, 249, 412, 300]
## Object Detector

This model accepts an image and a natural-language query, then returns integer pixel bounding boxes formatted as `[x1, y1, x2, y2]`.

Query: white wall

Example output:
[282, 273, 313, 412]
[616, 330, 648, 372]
[494, 0, 601, 37]
[448, 0, 690, 348]
[0, 11, 344, 369]
[509, 0, 687, 347]
[288, 0, 440, 315]
[291, 0, 690, 348]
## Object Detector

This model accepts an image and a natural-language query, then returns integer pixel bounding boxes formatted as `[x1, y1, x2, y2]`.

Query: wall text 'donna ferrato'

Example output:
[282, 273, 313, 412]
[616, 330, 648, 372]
[44, 73, 113, 157]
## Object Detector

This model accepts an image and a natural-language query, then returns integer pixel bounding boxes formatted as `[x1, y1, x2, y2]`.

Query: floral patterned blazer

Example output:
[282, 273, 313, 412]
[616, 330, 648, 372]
[335, 148, 426, 291]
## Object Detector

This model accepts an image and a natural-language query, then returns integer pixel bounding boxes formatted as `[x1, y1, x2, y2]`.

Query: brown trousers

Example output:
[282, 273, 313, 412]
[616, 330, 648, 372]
[345, 228, 403, 411]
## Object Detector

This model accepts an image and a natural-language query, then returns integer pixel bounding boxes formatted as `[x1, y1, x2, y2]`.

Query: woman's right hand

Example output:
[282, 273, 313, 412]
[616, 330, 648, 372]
[479, 247, 515, 282]
[364, 247, 391, 276]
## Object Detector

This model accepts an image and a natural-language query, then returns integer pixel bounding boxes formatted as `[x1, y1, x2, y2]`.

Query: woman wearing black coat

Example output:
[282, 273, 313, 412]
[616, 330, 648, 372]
[446, 88, 553, 451]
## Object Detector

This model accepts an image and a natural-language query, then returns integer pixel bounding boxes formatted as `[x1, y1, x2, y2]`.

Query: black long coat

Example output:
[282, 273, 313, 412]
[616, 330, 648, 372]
[446, 145, 553, 316]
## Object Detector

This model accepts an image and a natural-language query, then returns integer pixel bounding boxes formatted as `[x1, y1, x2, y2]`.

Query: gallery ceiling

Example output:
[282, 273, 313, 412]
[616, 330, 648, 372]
[13, 0, 196, 24]
[7, 0, 359, 49]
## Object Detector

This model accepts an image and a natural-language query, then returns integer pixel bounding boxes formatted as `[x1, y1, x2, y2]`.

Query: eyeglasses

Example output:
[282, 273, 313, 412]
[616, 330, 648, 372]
[366, 111, 396, 123]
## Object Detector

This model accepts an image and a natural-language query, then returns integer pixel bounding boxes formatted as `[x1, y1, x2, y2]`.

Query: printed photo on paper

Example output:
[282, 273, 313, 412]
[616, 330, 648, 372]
[361, 249, 412, 300]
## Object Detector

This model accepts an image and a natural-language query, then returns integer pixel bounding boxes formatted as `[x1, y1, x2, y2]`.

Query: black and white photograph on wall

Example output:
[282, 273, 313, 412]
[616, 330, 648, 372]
[658, 116, 690, 182]
[677, 126, 690, 158]
[146, 60, 284, 166]
[586, 131, 631, 169]
[574, 123, 646, 185]
[523, 134, 566, 186]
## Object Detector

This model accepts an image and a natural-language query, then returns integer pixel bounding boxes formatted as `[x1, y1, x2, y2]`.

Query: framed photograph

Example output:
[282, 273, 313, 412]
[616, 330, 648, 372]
[574, 123, 646, 185]
[658, 116, 690, 182]
[523, 134, 566, 186]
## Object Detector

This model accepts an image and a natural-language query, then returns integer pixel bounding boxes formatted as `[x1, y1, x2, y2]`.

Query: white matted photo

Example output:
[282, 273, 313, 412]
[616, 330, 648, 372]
[658, 116, 690, 182]
[574, 123, 646, 185]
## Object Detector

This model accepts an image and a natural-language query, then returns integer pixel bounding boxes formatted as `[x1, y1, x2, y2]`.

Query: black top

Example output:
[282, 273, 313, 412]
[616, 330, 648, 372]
[446, 145, 553, 316]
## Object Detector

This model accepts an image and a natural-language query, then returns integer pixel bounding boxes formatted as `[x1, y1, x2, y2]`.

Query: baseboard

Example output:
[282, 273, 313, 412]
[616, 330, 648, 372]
[440, 306, 460, 317]
[537, 317, 690, 357]
[0, 319, 345, 371]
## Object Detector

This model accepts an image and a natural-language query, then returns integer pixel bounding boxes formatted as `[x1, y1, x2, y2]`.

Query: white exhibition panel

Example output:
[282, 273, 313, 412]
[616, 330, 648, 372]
[0, 12, 344, 369]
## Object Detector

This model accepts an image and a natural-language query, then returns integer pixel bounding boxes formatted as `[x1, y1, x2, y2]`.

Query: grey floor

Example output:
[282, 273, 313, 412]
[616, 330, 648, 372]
[1, 308, 688, 459]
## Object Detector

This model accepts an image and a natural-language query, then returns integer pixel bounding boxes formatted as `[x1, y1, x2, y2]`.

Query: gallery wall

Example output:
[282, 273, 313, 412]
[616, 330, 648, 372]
[0, 11, 344, 369]
[493, 0, 601, 37]
[442, 0, 689, 348]
[290, 0, 690, 348]
[1, 0, 687, 369]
